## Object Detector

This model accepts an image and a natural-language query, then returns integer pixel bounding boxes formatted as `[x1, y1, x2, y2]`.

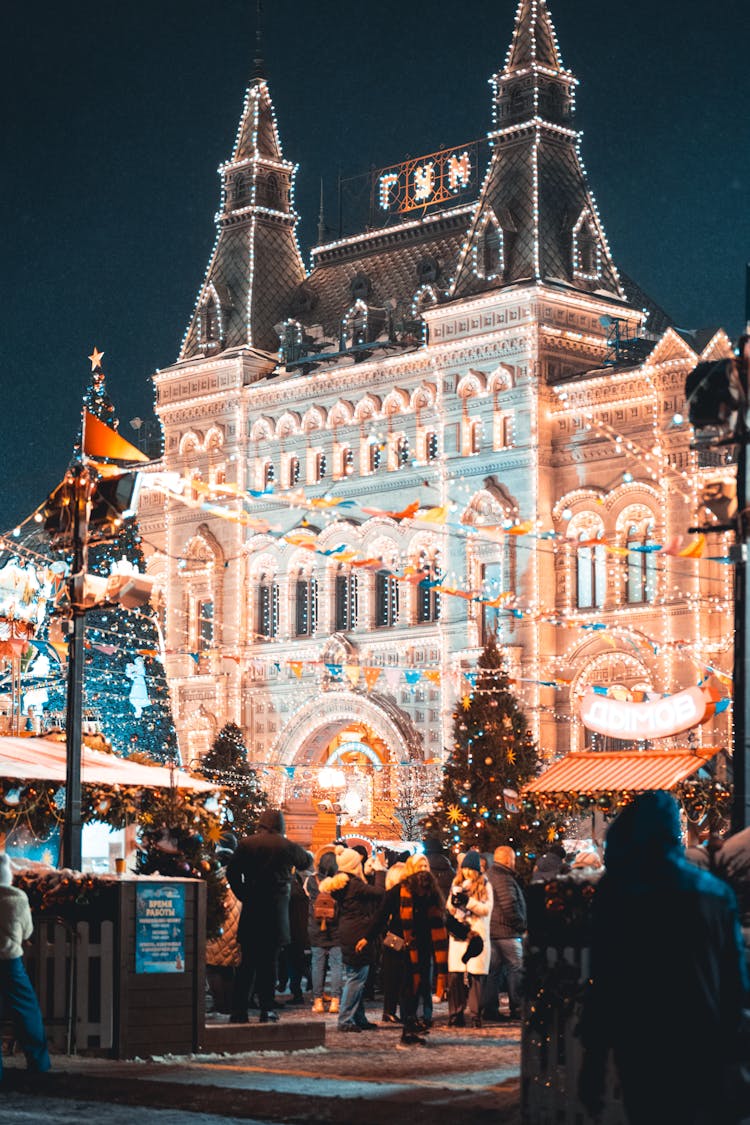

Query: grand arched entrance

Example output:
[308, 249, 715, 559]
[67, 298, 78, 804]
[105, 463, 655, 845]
[269, 691, 437, 848]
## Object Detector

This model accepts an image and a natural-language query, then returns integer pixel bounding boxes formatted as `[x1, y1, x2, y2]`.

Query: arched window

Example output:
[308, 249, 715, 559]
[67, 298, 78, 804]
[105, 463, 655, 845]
[263, 461, 275, 489]
[197, 599, 214, 651]
[257, 573, 279, 639]
[626, 521, 657, 604]
[425, 431, 438, 462]
[417, 552, 441, 623]
[576, 533, 606, 610]
[288, 456, 301, 487]
[369, 443, 382, 472]
[295, 574, 318, 637]
[398, 436, 410, 466]
[342, 446, 354, 476]
[342, 302, 368, 350]
[375, 570, 399, 627]
[316, 452, 327, 481]
[335, 567, 358, 631]
[475, 216, 503, 280]
[480, 561, 503, 644]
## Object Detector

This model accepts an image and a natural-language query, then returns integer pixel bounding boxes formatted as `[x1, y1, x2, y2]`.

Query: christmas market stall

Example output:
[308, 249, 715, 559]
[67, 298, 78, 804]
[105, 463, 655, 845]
[0, 735, 220, 1060]
[519, 745, 727, 1125]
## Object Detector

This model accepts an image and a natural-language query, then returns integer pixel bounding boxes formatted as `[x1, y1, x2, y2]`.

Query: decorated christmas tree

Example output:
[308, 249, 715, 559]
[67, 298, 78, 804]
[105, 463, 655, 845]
[46, 350, 178, 761]
[133, 786, 227, 938]
[198, 722, 267, 838]
[423, 634, 564, 874]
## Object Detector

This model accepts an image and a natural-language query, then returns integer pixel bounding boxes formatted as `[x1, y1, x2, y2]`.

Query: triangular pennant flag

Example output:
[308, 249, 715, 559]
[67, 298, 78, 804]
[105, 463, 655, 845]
[384, 667, 401, 693]
[289, 661, 303, 678]
[83, 410, 150, 462]
[363, 666, 381, 692]
[404, 670, 421, 685]
[344, 663, 360, 688]
[325, 662, 342, 679]
[423, 669, 441, 684]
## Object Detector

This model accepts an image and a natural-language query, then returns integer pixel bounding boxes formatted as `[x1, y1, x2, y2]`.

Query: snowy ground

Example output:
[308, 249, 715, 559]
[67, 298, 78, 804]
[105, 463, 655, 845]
[0, 1000, 522, 1124]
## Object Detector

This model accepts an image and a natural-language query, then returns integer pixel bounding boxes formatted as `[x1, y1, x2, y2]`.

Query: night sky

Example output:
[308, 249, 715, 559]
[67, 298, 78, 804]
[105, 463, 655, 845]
[2, 0, 748, 532]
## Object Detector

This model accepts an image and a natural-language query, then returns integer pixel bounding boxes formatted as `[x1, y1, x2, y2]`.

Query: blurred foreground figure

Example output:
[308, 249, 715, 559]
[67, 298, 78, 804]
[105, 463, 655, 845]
[578, 791, 748, 1125]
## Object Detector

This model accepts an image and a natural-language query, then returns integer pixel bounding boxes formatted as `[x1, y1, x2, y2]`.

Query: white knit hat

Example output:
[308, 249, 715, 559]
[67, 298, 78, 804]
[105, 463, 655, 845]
[335, 845, 364, 880]
[0, 853, 12, 887]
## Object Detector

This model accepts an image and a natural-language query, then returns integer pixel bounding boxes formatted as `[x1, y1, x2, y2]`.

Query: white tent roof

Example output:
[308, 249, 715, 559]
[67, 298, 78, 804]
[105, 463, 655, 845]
[0, 735, 217, 791]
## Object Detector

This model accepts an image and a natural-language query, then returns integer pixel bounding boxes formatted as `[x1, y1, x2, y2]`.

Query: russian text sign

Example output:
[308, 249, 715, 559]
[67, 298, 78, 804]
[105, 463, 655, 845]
[136, 882, 185, 974]
[579, 686, 708, 740]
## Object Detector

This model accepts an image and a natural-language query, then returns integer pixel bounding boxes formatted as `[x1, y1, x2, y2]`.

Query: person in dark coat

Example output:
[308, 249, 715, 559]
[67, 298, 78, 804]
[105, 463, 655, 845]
[305, 850, 343, 1014]
[482, 845, 526, 1021]
[227, 808, 312, 1023]
[713, 825, 750, 973]
[319, 845, 385, 1032]
[578, 791, 748, 1125]
[529, 843, 568, 883]
[422, 838, 455, 900]
[361, 853, 448, 1046]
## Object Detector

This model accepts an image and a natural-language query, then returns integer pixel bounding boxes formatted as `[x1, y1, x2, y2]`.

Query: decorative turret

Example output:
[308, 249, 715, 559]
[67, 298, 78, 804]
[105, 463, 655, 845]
[452, 0, 624, 302]
[179, 55, 306, 360]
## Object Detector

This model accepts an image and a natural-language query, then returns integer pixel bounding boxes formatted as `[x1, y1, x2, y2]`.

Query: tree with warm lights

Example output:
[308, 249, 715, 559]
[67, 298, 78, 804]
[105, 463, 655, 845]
[423, 634, 564, 874]
[198, 721, 267, 837]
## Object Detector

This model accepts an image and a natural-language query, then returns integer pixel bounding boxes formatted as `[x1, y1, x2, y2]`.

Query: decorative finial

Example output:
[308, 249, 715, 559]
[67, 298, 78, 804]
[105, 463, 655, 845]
[317, 179, 326, 246]
[251, 0, 266, 83]
[88, 346, 104, 372]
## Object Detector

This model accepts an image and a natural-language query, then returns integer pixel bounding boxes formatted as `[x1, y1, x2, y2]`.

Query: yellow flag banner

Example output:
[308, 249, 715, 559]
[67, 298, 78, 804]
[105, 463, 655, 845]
[289, 661, 303, 678]
[344, 663, 360, 688]
[423, 669, 441, 684]
[83, 410, 150, 463]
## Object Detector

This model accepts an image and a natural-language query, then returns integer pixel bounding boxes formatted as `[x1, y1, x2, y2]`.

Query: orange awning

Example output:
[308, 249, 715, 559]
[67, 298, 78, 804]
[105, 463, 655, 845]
[523, 747, 723, 795]
[0, 735, 217, 791]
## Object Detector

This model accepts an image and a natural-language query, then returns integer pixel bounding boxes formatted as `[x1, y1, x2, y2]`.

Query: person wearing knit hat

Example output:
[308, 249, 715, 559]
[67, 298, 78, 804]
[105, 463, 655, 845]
[445, 852, 493, 1027]
[319, 845, 386, 1032]
[482, 845, 527, 1023]
[334, 847, 365, 881]
[0, 853, 51, 1079]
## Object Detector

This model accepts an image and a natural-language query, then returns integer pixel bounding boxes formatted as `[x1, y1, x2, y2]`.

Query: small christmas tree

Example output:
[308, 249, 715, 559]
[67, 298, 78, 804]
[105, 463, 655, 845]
[199, 722, 267, 838]
[423, 634, 564, 874]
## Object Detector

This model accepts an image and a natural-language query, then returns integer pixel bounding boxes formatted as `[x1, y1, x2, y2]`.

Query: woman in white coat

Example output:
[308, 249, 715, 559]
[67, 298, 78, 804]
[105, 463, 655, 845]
[445, 851, 492, 1027]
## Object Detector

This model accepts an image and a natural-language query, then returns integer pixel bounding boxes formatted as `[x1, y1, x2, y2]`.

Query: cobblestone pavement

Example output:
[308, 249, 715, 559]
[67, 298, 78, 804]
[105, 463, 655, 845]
[1, 999, 522, 1125]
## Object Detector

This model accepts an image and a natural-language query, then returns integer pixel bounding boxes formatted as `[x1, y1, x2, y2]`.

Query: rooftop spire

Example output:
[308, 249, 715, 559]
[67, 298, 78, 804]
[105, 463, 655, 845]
[505, 0, 564, 73]
[251, 0, 266, 83]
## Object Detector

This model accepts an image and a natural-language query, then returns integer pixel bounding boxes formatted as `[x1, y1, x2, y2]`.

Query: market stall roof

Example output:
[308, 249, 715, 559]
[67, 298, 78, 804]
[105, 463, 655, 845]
[523, 747, 722, 795]
[0, 735, 218, 791]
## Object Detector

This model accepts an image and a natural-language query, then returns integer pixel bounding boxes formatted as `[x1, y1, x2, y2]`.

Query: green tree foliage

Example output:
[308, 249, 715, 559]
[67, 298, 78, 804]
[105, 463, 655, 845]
[423, 634, 563, 875]
[133, 787, 227, 938]
[199, 722, 267, 838]
[46, 360, 178, 761]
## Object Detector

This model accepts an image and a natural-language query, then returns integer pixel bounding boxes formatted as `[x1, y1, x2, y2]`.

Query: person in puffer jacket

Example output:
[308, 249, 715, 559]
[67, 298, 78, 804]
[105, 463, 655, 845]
[0, 853, 50, 1079]
[319, 845, 385, 1032]
[482, 845, 527, 1021]
[305, 850, 343, 1014]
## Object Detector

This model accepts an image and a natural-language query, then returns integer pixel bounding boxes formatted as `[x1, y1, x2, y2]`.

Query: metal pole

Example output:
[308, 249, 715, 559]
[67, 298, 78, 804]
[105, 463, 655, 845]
[733, 340, 750, 832]
[62, 465, 90, 870]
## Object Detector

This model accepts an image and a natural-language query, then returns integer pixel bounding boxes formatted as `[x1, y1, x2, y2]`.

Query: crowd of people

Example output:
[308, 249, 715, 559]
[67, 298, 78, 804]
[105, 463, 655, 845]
[206, 810, 588, 1047]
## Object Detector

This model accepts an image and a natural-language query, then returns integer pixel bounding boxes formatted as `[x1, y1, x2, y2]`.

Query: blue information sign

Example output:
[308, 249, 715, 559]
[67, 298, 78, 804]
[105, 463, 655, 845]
[135, 883, 186, 974]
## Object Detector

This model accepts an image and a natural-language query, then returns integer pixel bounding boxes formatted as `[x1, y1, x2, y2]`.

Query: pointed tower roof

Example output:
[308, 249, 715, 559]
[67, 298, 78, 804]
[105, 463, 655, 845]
[452, 0, 625, 304]
[179, 58, 305, 360]
[505, 0, 563, 73]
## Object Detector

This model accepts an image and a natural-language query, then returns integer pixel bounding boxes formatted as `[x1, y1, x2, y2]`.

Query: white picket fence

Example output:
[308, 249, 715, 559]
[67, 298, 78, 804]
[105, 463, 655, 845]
[3, 917, 114, 1053]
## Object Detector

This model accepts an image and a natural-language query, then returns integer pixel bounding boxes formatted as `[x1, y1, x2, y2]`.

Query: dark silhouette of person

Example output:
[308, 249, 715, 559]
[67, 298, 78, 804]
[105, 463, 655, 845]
[578, 791, 748, 1124]
[227, 809, 312, 1023]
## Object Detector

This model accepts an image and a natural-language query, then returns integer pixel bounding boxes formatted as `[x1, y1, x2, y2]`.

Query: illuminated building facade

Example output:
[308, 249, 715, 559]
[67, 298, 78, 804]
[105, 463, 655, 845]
[140, 0, 733, 840]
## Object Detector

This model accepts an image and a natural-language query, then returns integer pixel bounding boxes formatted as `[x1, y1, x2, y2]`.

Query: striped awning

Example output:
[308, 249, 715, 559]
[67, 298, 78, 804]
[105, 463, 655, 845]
[523, 747, 723, 795]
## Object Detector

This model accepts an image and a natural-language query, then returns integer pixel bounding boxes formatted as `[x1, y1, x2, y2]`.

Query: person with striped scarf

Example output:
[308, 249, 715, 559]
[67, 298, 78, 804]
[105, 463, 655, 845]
[359, 853, 448, 1047]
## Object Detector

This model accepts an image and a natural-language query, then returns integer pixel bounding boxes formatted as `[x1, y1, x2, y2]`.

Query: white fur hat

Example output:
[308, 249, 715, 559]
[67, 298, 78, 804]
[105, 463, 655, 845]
[335, 845, 364, 880]
[0, 853, 12, 887]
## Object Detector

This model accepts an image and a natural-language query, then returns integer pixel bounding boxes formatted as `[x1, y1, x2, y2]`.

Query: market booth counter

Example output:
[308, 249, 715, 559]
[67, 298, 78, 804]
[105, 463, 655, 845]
[10, 870, 206, 1059]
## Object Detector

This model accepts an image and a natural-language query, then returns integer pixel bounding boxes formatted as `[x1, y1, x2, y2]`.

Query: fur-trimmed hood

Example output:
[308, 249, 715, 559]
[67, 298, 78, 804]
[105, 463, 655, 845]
[319, 872, 349, 893]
